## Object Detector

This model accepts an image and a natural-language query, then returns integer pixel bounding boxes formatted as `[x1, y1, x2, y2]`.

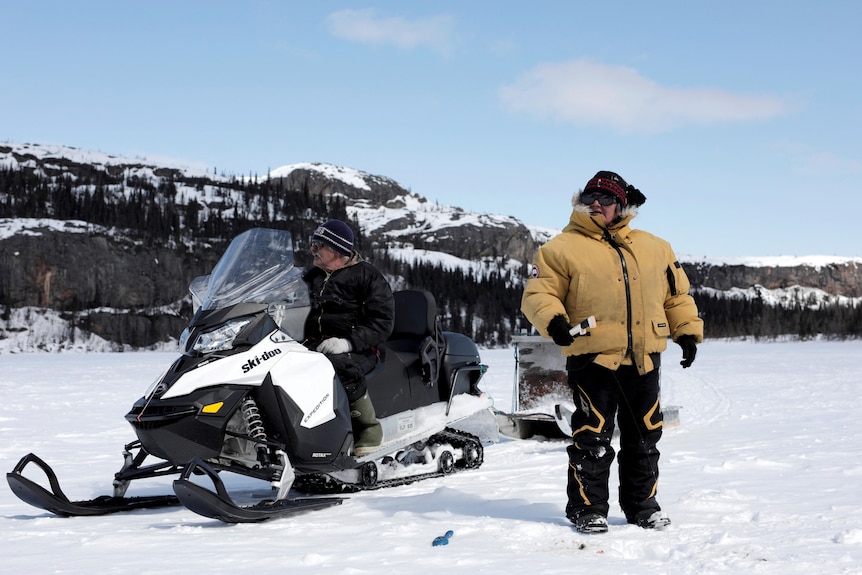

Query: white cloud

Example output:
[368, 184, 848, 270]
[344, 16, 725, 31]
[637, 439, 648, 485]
[326, 9, 455, 55]
[770, 141, 862, 175]
[499, 59, 793, 133]
[800, 151, 862, 174]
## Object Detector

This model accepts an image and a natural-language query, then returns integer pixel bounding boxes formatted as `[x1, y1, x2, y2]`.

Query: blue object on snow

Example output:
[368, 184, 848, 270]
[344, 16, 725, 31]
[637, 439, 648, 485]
[432, 530, 455, 547]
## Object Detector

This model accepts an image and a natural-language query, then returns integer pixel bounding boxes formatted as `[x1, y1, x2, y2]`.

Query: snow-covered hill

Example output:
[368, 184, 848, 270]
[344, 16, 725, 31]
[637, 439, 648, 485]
[2, 142, 862, 353]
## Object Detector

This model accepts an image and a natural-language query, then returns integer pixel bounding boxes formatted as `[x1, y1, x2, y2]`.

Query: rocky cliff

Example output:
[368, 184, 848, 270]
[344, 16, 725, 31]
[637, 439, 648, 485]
[1, 144, 859, 351]
[1, 223, 216, 309]
[683, 260, 862, 298]
[0, 220, 222, 346]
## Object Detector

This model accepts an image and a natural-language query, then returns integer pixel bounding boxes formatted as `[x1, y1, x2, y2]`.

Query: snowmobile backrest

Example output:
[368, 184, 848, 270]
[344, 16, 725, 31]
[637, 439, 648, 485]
[386, 289, 443, 386]
[390, 289, 437, 339]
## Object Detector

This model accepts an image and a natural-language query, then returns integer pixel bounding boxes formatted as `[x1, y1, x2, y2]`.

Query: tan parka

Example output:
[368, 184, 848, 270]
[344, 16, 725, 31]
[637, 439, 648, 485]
[521, 202, 703, 375]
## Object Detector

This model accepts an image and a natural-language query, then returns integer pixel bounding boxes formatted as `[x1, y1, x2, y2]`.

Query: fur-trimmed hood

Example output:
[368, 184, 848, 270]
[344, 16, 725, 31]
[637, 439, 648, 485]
[570, 189, 640, 227]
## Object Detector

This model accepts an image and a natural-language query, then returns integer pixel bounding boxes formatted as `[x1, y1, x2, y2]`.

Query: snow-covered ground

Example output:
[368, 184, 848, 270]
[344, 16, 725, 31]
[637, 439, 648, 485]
[2, 340, 862, 574]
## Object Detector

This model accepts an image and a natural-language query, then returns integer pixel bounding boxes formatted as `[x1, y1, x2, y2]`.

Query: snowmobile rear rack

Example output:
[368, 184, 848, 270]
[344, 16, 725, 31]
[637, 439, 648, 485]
[6, 453, 180, 517]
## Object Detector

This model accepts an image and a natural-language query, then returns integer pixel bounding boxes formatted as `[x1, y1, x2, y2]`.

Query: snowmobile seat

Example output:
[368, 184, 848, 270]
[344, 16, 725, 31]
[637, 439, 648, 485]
[368, 289, 447, 417]
[386, 289, 444, 387]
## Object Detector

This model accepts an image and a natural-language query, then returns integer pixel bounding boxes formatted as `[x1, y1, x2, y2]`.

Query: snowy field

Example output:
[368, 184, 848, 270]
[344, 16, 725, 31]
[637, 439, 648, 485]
[2, 340, 862, 574]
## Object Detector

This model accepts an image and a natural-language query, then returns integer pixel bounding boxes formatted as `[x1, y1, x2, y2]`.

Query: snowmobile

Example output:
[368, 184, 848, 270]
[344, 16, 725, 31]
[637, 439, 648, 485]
[7, 227, 493, 522]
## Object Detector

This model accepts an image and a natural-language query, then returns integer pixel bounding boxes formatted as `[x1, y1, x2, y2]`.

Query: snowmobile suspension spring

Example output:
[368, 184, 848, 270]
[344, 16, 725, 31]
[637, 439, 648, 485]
[240, 397, 268, 443]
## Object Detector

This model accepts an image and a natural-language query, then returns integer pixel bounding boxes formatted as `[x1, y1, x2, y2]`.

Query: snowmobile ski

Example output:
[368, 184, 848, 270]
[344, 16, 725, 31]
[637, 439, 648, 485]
[554, 403, 575, 436]
[6, 453, 180, 517]
[172, 458, 342, 523]
[495, 410, 568, 440]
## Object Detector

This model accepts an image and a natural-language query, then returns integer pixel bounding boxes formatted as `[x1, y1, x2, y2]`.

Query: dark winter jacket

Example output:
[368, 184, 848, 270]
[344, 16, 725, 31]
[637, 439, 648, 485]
[521, 196, 703, 375]
[302, 253, 395, 352]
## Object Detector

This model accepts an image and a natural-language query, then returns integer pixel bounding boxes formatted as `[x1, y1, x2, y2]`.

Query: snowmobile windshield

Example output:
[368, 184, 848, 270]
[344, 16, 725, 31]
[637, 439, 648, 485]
[191, 228, 310, 312]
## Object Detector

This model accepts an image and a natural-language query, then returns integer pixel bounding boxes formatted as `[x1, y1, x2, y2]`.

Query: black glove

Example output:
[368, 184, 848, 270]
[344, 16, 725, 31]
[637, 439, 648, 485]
[676, 335, 698, 368]
[547, 314, 575, 347]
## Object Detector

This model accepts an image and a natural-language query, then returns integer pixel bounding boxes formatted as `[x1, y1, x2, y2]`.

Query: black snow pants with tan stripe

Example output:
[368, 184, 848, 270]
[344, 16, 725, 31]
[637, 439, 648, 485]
[564, 358, 664, 523]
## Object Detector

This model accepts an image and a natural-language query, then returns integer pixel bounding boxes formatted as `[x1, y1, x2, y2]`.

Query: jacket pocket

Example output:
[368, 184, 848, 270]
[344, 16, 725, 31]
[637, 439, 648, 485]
[651, 319, 671, 338]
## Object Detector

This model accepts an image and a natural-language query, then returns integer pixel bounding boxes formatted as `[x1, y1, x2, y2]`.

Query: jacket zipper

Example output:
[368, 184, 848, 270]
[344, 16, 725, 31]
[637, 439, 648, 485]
[603, 229, 633, 359]
[317, 271, 333, 335]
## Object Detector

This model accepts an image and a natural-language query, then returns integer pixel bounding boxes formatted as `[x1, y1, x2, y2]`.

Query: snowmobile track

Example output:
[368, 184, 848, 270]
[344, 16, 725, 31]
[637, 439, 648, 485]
[293, 428, 484, 494]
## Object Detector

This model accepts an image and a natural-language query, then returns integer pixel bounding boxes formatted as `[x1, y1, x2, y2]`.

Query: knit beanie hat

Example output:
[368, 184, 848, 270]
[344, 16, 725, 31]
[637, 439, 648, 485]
[584, 171, 629, 207]
[312, 219, 354, 255]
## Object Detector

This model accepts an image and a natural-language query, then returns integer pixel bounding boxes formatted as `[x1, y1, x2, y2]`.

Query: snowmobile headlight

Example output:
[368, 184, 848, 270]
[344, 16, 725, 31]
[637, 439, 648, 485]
[178, 327, 191, 352]
[191, 317, 253, 354]
[144, 368, 171, 399]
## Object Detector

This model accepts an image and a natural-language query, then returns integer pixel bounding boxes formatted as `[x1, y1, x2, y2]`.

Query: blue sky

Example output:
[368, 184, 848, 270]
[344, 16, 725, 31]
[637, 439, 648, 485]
[3, 1, 861, 257]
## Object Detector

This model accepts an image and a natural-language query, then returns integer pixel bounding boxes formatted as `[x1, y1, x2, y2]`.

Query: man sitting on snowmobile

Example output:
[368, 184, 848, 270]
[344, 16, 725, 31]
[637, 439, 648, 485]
[302, 219, 395, 456]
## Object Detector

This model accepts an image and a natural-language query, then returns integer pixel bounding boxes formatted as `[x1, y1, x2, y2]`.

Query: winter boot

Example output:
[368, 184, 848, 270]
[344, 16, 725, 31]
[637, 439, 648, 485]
[630, 508, 671, 529]
[572, 512, 609, 534]
[350, 392, 383, 456]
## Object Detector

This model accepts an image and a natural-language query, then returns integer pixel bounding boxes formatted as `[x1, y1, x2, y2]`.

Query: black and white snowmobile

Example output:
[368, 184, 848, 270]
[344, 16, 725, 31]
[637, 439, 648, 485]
[7, 227, 493, 523]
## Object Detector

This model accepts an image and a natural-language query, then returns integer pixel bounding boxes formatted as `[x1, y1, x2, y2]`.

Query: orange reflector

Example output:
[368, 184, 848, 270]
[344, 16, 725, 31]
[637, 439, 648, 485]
[201, 402, 224, 414]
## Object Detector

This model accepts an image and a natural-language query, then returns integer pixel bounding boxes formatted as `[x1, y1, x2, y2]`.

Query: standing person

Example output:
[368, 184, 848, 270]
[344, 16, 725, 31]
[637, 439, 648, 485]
[521, 171, 703, 534]
[302, 219, 395, 456]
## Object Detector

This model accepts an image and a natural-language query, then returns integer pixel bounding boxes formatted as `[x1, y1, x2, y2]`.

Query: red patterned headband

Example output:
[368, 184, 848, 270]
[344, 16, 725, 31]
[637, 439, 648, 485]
[584, 177, 627, 207]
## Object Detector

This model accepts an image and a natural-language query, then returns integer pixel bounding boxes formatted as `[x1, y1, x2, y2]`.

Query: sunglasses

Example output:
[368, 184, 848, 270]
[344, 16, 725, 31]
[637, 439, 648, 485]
[310, 239, 327, 251]
[579, 190, 618, 206]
